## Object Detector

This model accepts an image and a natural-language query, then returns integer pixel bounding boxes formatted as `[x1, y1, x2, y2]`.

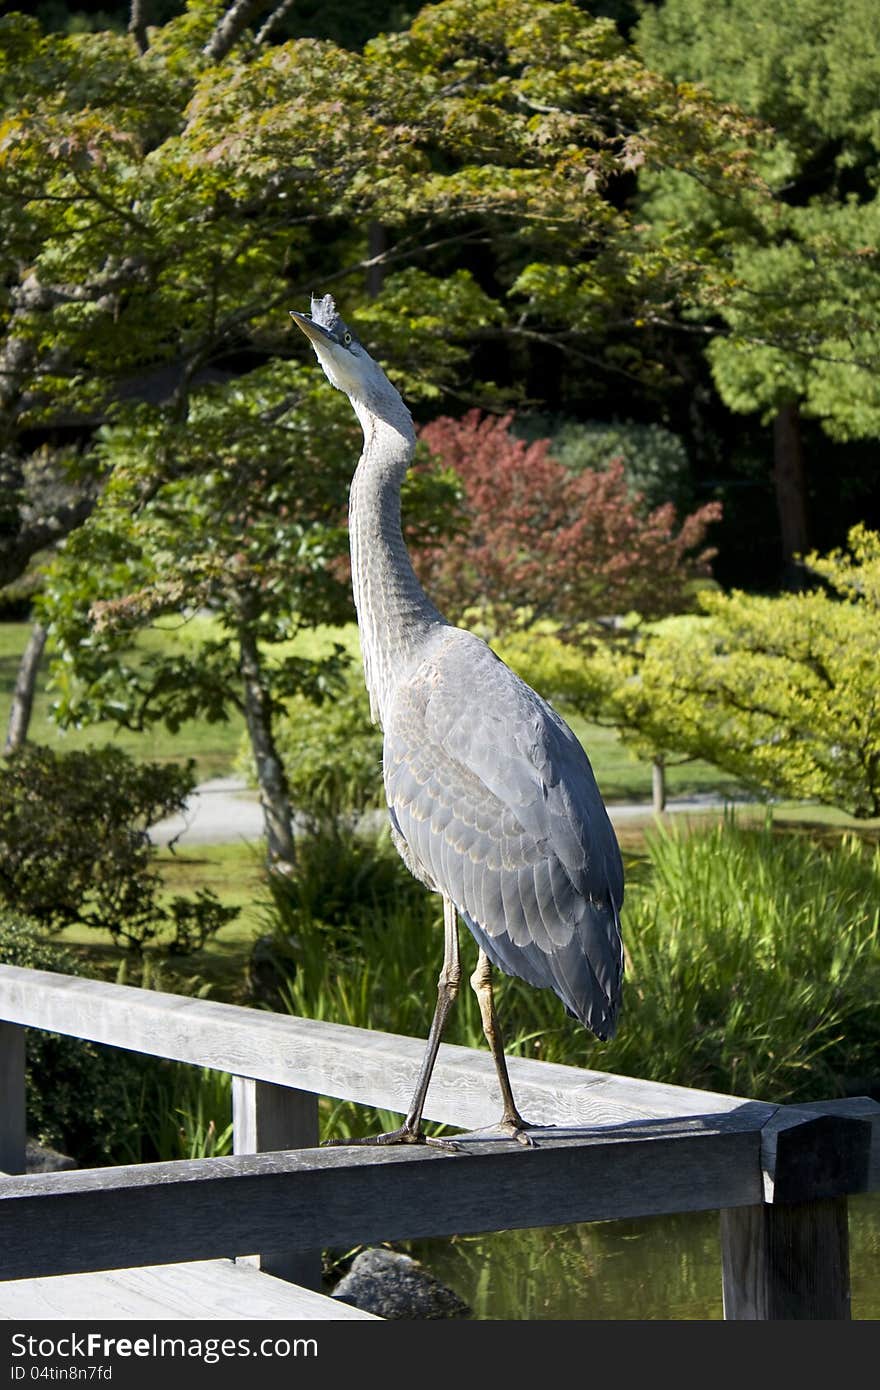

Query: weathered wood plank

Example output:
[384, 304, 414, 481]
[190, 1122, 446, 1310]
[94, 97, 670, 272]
[0, 1116, 765, 1282]
[720, 1198, 851, 1319]
[788, 1098, 880, 1194]
[759, 1105, 876, 1203]
[0, 1259, 378, 1321]
[233, 1078, 321, 1288]
[0, 965, 771, 1131]
[0, 1022, 26, 1176]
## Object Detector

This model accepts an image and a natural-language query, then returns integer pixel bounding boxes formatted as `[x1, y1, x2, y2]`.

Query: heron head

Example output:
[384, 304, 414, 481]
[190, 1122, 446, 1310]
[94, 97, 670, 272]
[290, 294, 385, 407]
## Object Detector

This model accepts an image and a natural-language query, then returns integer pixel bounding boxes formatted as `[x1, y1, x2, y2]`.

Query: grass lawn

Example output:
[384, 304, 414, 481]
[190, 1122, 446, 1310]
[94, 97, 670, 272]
[52, 841, 270, 1002]
[0, 619, 245, 777]
[0, 618, 361, 781]
[0, 618, 738, 800]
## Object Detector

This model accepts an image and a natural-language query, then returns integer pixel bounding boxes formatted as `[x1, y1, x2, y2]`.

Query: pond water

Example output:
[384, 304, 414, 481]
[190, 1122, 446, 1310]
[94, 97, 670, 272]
[409, 1193, 880, 1320]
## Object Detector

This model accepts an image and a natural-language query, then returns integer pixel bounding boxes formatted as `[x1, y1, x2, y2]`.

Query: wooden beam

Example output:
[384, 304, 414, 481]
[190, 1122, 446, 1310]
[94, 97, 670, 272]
[720, 1198, 850, 1319]
[718, 1103, 877, 1319]
[0, 1258, 378, 1320]
[0, 965, 771, 1131]
[232, 1078, 321, 1288]
[0, 1115, 765, 1283]
[786, 1098, 880, 1193]
[760, 1105, 876, 1204]
[0, 1023, 25, 1176]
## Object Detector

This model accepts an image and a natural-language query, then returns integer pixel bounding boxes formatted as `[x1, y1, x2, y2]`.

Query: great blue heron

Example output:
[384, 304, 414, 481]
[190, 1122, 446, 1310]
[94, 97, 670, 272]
[290, 295, 624, 1147]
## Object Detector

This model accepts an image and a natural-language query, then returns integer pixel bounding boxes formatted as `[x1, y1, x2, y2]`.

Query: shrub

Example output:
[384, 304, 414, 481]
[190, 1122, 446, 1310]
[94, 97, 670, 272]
[261, 819, 429, 960]
[415, 411, 720, 631]
[601, 526, 880, 818]
[0, 910, 149, 1163]
[607, 817, 880, 1102]
[263, 665, 384, 826]
[517, 414, 695, 511]
[0, 744, 238, 952]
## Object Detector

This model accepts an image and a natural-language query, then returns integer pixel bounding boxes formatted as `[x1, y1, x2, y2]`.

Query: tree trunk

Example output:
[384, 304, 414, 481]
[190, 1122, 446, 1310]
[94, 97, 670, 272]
[4, 622, 47, 755]
[237, 616, 296, 872]
[772, 401, 809, 588]
[128, 0, 149, 53]
[366, 223, 387, 300]
[652, 757, 666, 815]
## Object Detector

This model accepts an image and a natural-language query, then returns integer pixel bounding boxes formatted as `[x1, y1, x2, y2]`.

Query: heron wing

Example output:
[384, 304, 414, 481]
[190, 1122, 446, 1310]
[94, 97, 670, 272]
[383, 629, 624, 1039]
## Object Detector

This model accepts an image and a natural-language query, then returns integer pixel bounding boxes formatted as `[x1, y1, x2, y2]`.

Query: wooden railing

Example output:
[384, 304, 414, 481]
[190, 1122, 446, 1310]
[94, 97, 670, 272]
[0, 963, 877, 1319]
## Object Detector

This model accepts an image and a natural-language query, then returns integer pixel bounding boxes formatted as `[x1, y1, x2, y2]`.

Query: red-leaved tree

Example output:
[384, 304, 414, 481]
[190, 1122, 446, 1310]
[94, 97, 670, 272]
[413, 411, 721, 628]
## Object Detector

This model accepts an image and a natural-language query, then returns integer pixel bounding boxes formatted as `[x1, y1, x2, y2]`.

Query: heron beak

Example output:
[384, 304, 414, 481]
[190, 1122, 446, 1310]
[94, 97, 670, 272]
[289, 310, 335, 348]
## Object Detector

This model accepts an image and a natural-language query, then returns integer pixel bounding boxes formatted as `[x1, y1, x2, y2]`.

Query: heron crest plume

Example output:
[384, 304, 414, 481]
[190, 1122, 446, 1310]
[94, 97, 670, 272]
[309, 292, 344, 337]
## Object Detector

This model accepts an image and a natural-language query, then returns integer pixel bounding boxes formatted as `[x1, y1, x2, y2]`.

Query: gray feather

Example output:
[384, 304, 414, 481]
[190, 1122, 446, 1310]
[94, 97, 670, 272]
[382, 627, 624, 1039]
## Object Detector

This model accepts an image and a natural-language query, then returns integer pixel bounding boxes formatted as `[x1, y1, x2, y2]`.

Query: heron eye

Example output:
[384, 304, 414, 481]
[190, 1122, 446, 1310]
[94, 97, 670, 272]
[343, 331, 353, 346]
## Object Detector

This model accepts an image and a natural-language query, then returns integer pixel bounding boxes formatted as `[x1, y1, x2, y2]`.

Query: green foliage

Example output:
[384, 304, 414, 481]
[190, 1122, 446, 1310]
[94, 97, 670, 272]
[638, 0, 880, 164]
[261, 820, 430, 958]
[600, 526, 880, 818]
[0, 744, 238, 951]
[517, 415, 695, 512]
[610, 818, 880, 1102]
[266, 664, 383, 824]
[637, 0, 880, 441]
[0, 910, 149, 1163]
[39, 365, 357, 733]
[1, 0, 760, 845]
[118, 1061, 234, 1164]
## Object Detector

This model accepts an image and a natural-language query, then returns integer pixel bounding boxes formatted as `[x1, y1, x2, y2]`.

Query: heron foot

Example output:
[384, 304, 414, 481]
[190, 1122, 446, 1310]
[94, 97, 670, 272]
[496, 1113, 554, 1148]
[322, 1125, 462, 1153]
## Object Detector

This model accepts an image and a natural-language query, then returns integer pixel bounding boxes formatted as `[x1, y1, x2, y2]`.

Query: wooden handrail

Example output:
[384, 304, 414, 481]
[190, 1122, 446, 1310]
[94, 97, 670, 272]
[1, 962, 878, 1319]
[0, 963, 763, 1129]
[0, 1115, 769, 1282]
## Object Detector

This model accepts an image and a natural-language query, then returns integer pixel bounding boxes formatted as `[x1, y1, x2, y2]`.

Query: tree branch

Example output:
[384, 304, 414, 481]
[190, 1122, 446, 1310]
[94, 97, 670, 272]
[256, 0, 297, 45]
[128, 0, 149, 55]
[203, 0, 272, 64]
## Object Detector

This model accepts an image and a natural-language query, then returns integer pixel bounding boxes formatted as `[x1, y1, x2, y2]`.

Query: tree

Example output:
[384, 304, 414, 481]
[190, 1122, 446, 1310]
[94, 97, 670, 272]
[414, 411, 721, 631]
[595, 526, 880, 819]
[636, 0, 880, 582]
[2, 1, 755, 860]
[41, 364, 359, 869]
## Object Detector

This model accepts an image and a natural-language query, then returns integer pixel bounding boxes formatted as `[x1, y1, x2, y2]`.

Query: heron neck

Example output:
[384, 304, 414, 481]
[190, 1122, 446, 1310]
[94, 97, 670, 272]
[349, 401, 447, 726]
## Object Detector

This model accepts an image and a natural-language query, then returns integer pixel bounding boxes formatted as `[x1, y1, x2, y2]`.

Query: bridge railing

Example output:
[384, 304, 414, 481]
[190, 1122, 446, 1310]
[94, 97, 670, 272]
[0, 963, 877, 1319]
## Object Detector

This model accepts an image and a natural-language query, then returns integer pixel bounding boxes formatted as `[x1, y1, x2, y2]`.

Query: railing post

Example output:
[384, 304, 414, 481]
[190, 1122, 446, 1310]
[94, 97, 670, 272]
[720, 1198, 850, 1319]
[721, 1102, 874, 1319]
[0, 1022, 26, 1175]
[232, 1077, 321, 1289]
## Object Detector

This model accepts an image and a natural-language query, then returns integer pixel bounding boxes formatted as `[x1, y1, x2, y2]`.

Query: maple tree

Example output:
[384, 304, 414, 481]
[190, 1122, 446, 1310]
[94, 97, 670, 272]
[575, 526, 880, 819]
[414, 411, 721, 631]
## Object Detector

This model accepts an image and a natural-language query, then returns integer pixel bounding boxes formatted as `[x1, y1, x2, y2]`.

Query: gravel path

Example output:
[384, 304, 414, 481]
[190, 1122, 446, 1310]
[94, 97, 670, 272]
[149, 776, 731, 848]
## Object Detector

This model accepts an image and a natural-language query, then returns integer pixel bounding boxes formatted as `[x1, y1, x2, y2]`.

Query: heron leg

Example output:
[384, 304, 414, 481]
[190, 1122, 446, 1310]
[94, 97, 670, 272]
[470, 949, 535, 1148]
[323, 895, 462, 1150]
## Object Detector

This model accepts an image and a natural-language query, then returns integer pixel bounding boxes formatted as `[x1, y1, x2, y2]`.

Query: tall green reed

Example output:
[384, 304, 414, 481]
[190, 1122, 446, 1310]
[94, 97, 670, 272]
[602, 814, 880, 1100]
[266, 814, 880, 1124]
[113, 958, 234, 1162]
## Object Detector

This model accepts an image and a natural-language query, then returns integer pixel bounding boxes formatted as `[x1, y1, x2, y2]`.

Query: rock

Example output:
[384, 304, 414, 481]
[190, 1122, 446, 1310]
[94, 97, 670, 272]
[26, 1139, 77, 1173]
[331, 1247, 470, 1320]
